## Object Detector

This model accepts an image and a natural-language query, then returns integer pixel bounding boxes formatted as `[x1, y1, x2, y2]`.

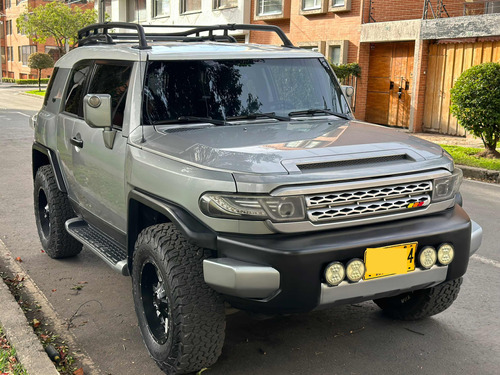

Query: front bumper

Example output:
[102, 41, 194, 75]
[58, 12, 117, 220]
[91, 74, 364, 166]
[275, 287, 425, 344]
[203, 205, 482, 314]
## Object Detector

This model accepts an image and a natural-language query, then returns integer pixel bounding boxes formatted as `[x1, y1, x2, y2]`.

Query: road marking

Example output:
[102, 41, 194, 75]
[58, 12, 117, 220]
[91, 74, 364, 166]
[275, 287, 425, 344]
[471, 254, 500, 269]
[14, 111, 31, 118]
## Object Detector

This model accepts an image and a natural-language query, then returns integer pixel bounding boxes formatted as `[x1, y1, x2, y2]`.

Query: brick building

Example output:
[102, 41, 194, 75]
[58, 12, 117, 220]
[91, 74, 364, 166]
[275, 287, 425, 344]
[249, 0, 500, 135]
[0, 0, 93, 80]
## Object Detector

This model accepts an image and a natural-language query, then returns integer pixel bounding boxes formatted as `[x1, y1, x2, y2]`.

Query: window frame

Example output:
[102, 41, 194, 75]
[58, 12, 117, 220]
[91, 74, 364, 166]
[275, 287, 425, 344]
[180, 0, 202, 14]
[329, 0, 350, 12]
[152, 0, 170, 18]
[300, 0, 327, 15]
[63, 60, 94, 118]
[213, 0, 238, 10]
[254, 0, 290, 21]
[326, 40, 348, 65]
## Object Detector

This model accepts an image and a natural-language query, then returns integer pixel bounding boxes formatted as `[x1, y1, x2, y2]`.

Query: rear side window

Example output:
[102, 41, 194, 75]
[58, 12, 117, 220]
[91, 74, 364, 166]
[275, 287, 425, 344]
[43, 68, 59, 107]
[64, 60, 93, 116]
[87, 61, 133, 128]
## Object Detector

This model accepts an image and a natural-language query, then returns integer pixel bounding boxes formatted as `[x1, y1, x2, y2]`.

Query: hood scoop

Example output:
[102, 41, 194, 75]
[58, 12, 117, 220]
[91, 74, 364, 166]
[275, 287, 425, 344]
[289, 151, 417, 174]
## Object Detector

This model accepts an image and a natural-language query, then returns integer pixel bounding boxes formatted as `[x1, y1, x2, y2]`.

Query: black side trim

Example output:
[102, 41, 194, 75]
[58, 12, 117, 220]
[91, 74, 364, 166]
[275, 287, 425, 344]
[127, 190, 217, 263]
[32, 142, 67, 193]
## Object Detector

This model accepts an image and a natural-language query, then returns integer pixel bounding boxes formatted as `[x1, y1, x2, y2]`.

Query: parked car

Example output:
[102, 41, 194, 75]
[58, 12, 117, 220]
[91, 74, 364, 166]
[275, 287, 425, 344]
[31, 22, 482, 375]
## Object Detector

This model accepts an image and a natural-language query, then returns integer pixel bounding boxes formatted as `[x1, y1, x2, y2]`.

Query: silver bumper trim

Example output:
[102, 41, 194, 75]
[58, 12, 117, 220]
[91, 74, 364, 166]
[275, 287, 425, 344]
[470, 220, 483, 256]
[203, 258, 280, 299]
[319, 266, 448, 306]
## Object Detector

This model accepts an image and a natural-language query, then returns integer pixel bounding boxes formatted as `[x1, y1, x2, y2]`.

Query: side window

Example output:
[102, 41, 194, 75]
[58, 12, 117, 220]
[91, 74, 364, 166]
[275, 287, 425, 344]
[64, 60, 93, 116]
[87, 61, 133, 128]
[43, 68, 59, 107]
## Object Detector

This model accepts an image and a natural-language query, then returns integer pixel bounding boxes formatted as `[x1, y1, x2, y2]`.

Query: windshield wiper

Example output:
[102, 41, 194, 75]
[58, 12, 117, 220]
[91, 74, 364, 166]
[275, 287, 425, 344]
[226, 112, 290, 122]
[153, 116, 226, 126]
[288, 108, 351, 121]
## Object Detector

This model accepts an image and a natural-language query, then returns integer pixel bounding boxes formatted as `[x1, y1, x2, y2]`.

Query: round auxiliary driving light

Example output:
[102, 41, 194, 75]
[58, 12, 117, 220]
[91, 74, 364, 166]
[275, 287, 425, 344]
[346, 259, 365, 283]
[419, 246, 437, 269]
[437, 243, 455, 265]
[325, 262, 345, 286]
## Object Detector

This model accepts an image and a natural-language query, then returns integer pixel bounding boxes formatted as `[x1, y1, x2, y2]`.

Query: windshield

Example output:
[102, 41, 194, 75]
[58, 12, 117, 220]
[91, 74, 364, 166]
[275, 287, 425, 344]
[143, 58, 349, 125]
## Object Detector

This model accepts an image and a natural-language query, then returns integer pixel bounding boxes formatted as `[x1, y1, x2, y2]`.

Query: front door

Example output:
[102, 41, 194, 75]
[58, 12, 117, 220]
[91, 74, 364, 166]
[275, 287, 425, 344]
[57, 60, 133, 235]
[365, 42, 414, 128]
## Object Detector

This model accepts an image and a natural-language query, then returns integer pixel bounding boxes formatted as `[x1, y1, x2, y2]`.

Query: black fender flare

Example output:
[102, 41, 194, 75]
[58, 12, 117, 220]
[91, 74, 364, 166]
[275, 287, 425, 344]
[127, 190, 217, 270]
[32, 142, 67, 193]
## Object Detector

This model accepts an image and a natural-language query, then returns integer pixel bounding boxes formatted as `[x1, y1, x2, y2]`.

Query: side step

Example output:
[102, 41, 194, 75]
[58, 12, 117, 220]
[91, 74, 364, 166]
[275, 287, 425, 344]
[65, 218, 129, 276]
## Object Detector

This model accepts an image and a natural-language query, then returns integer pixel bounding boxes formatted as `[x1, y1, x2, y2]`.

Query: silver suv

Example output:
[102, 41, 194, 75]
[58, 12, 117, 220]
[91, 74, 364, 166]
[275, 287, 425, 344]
[31, 23, 482, 375]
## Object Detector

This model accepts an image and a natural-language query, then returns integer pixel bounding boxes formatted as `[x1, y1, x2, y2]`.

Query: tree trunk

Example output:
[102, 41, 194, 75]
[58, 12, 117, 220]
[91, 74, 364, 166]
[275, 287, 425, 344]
[38, 69, 41, 91]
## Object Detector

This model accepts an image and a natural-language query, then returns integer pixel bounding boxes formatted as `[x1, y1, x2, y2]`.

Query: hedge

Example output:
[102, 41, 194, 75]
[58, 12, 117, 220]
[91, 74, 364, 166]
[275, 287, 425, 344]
[1, 78, 50, 84]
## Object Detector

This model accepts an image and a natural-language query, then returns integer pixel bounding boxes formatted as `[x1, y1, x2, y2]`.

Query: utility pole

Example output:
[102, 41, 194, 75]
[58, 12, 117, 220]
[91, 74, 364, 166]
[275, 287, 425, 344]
[98, 0, 105, 23]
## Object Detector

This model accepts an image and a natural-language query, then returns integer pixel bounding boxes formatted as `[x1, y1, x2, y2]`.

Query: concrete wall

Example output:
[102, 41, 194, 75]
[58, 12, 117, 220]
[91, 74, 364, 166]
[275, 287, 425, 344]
[360, 19, 421, 43]
[422, 13, 500, 40]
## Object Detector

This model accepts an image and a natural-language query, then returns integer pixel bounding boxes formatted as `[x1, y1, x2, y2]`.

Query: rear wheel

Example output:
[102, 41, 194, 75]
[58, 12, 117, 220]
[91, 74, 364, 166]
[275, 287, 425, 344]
[374, 278, 463, 320]
[132, 223, 225, 375]
[34, 165, 81, 259]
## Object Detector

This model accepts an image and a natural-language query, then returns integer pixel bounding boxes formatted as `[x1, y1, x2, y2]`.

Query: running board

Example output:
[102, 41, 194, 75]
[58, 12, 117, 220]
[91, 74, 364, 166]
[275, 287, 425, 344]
[65, 218, 129, 276]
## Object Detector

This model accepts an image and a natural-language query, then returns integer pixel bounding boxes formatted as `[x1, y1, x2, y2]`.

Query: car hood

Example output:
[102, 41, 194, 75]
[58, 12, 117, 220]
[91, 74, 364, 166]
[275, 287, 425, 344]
[144, 119, 446, 174]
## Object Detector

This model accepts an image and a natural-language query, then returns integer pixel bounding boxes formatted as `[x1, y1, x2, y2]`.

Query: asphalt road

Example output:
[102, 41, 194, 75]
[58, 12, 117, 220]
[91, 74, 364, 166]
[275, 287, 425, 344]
[0, 86, 499, 375]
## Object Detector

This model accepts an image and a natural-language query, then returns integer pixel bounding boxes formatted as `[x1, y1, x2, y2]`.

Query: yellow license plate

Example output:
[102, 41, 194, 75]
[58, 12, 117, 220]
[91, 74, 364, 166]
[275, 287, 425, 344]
[364, 242, 417, 280]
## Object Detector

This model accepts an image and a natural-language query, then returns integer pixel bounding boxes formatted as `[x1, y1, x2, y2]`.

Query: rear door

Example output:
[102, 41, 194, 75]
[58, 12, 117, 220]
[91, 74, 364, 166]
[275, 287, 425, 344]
[57, 60, 133, 237]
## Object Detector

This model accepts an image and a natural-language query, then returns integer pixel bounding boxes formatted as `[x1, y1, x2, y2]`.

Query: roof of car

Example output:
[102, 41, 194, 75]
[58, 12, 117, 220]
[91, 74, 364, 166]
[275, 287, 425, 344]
[55, 42, 323, 68]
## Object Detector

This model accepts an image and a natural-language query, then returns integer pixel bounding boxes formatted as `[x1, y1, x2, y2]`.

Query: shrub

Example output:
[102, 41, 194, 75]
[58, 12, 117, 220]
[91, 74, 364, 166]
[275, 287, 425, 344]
[450, 62, 500, 158]
[330, 62, 361, 81]
[14, 79, 50, 85]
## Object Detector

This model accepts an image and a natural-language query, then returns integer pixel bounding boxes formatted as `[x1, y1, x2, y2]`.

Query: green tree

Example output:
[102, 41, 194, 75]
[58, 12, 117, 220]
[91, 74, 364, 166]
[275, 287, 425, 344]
[17, 2, 97, 56]
[28, 52, 54, 91]
[450, 62, 500, 158]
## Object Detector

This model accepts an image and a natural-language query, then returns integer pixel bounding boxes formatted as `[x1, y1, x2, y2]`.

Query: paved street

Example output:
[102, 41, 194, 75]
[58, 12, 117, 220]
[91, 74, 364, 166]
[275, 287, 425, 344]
[0, 86, 499, 375]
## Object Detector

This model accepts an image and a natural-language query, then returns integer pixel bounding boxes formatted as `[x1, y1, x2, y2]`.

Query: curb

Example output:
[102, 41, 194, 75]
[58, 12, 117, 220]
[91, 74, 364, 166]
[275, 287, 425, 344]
[0, 265, 59, 374]
[458, 164, 500, 184]
[20, 92, 45, 99]
[0, 240, 101, 375]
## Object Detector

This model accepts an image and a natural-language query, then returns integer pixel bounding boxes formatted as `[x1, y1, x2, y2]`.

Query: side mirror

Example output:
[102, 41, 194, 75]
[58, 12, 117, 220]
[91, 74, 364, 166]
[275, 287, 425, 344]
[341, 85, 355, 98]
[83, 94, 116, 149]
[83, 94, 112, 128]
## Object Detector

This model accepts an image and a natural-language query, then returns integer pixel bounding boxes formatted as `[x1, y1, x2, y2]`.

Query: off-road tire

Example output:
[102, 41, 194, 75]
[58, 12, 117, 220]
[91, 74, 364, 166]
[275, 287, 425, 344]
[374, 277, 463, 321]
[34, 165, 81, 258]
[132, 223, 225, 375]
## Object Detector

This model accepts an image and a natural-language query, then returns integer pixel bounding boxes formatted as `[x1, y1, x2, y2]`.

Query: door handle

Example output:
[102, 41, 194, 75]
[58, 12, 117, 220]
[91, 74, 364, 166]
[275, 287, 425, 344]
[405, 81, 410, 90]
[398, 87, 403, 99]
[70, 136, 83, 148]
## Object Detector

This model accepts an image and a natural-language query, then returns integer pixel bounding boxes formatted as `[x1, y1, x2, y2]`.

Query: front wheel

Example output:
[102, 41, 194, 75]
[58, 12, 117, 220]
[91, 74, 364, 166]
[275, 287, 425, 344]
[132, 223, 225, 375]
[374, 277, 463, 321]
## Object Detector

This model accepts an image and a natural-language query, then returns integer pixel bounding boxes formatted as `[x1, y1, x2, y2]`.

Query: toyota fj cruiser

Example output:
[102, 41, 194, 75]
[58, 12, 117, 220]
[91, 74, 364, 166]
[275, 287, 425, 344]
[31, 23, 482, 375]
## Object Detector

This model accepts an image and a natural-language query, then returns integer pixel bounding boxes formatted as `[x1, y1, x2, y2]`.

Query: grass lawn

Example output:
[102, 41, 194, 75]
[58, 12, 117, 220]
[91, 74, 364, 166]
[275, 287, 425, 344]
[25, 90, 46, 96]
[440, 145, 500, 171]
[0, 326, 28, 375]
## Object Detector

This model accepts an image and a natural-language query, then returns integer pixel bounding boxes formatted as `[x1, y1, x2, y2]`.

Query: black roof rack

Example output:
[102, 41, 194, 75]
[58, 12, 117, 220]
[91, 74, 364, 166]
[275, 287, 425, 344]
[77, 22, 295, 50]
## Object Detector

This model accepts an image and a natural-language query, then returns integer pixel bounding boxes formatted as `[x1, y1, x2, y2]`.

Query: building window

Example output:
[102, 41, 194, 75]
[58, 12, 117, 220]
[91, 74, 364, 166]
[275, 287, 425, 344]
[5, 0, 11, 9]
[213, 0, 238, 10]
[329, 0, 350, 12]
[7, 47, 14, 62]
[303, 0, 321, 10]
[1, 47, 5, 64]
[127, 0, 147, 22]
[181, 0, 201, 14]
[153, 0, 170, 17]
[329, 46, 341, 65]
[257, 0, 282, 15]
[20, 45, 37, 66]
[6, 20, 13, 35]
[326, 40, 348, 65]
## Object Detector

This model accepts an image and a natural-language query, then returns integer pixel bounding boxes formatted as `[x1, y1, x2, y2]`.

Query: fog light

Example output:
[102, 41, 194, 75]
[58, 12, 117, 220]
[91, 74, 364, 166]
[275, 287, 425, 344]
[325, 262, 345, 286]
[346, 259, 365, 282]
[419, 246, 437, 269]
[437, 243, 454, 265]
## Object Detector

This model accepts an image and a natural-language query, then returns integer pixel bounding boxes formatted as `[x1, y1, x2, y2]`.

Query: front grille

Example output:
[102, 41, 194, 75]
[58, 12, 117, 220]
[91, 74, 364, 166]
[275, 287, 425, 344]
[306, 181, 432, 223]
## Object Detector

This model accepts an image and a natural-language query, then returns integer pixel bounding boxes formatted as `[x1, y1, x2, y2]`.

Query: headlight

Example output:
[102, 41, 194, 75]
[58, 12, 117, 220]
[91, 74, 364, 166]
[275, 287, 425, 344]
[432, 168, 463, 202]
[199, 193, 306, 222]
